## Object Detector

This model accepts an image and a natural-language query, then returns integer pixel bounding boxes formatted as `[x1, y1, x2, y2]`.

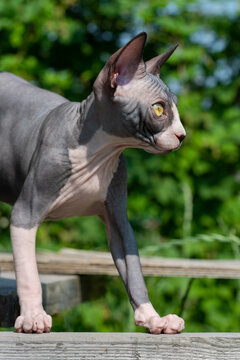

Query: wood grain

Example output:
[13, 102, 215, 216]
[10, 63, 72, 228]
[0, 332, 240, 360]
[1, 248, 240, 278]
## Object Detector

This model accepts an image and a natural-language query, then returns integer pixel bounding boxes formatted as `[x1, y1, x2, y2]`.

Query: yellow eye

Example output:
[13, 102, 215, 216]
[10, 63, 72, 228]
[152, 104, 164, 116]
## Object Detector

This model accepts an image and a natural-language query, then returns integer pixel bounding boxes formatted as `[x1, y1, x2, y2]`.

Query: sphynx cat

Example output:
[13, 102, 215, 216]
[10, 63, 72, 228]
[0, 32, 186, 334]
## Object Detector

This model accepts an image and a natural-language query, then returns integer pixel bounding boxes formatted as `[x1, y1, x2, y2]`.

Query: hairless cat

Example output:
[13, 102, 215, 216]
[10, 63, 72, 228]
[0, 32, 186, 334]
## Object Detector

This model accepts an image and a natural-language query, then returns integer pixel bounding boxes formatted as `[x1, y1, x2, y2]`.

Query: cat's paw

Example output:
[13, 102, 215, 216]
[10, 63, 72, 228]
[157, 313, 185, 334]
[134, 303, 184, 334]
[15, 310, 52, 333]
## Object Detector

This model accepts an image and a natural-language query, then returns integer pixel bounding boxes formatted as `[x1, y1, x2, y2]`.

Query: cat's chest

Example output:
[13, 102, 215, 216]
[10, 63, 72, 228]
[46, 144, 121, 220]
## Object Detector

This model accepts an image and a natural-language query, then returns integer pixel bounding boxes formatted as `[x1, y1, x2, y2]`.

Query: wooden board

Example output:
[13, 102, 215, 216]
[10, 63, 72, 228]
[0, 332, 240, 359]
[1, 248, 240, 279]
[0, 272, 81, 327]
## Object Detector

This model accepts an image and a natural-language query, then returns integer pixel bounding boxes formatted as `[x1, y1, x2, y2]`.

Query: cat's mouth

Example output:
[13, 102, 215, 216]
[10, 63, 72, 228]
[136, 131, 182, 154]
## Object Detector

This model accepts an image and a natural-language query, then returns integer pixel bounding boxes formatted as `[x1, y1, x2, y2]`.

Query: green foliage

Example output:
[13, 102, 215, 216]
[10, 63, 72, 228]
[0, 0, 240, 333]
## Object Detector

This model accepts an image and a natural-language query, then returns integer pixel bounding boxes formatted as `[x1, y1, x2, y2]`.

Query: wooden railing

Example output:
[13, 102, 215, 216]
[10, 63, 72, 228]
[1, 248, 240, 360]
[1, 248, 240, 328]
[2, 248, 240, 278]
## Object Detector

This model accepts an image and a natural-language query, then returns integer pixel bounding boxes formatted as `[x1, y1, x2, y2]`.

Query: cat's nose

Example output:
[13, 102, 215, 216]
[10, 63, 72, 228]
[175, 133, 186, 143]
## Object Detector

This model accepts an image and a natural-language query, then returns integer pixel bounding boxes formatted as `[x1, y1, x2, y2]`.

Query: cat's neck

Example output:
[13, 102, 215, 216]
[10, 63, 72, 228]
[77, 91, 142, 155]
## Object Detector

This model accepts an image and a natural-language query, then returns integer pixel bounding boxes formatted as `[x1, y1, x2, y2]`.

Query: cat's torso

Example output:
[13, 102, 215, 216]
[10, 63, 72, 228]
[46, 129, 125, 220]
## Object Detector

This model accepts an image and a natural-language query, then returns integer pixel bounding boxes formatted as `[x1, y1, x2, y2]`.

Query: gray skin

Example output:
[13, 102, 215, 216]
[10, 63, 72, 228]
[0, 33, 186, 334]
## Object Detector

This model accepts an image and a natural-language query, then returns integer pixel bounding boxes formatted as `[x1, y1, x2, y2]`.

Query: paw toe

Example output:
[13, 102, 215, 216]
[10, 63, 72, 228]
[15, 316, 24, 333]
[44, 314, 52, 332]
[33, 315, 44, 333]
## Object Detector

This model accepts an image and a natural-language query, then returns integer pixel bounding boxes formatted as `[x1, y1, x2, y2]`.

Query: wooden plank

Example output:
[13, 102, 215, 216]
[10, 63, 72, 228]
[0, 332, 240, 359]
[0, 272, 81, 327]
[1, 248, 240, 279]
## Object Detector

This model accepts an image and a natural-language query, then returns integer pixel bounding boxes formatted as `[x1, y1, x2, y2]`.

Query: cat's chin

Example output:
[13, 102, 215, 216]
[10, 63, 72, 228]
[143, 143, 181, 155]
[143, 146, 173, 155]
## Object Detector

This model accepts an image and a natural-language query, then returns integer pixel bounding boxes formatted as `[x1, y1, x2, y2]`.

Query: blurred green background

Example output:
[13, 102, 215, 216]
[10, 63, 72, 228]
[0, 0, 240, 332]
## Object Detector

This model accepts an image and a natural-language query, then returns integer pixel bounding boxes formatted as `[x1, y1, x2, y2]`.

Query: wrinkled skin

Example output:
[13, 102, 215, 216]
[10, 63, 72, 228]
[0, 33, 185, 333]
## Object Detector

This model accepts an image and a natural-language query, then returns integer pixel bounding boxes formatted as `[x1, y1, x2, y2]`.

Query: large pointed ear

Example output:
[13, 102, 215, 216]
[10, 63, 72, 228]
[93, 32, 147, 94]
[145, 44, 178, 76]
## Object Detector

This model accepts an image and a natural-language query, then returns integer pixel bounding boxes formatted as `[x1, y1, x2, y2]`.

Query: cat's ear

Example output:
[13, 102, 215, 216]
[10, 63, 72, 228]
[94, 32, 147, 94]
[146, 44, 178, 76]
[110, 32, 147, 87]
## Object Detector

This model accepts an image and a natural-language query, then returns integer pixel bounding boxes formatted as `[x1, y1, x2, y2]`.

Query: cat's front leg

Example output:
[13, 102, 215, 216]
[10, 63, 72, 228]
[104, 214, 184, 334]
[10, 224, 52, 333]
[10, 169, 54, 333]
[9, 144, 70, 333]
[103, 155, 184, 334]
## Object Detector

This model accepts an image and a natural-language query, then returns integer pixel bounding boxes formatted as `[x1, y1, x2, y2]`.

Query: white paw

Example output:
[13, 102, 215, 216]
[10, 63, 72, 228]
[15, 309, 52, 333]
[134, 303, 184, 334]
[156, 313, 185, 334]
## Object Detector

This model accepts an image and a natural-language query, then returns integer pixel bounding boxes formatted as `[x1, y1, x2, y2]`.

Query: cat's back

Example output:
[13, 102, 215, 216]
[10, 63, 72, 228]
[0, 71, 29, 86]
[0, 71, 68, 169]
[0, 72, 67, 115]
[0, 72, 68, 205]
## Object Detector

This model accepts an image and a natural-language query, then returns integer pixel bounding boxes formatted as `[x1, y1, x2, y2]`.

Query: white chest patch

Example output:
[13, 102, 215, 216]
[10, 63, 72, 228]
[46, 129, 125, 220]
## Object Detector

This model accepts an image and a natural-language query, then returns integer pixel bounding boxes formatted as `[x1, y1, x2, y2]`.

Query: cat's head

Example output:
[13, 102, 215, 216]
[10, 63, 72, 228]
[93, 32, 186, 154]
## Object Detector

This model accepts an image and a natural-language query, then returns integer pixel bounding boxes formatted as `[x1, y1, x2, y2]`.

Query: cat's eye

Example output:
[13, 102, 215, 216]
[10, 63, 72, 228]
[152, 104, 164, 117]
